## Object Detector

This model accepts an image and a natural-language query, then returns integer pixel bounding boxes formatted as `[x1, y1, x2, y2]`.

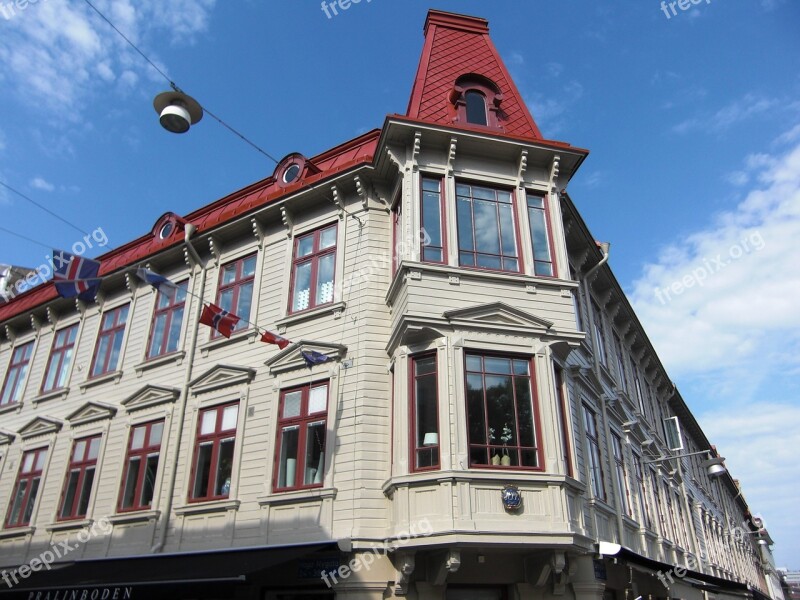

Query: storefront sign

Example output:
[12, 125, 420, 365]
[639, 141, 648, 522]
[26, 587, 133, 600]
[593, 560, 607, 581]
[298, 557, 340, 580]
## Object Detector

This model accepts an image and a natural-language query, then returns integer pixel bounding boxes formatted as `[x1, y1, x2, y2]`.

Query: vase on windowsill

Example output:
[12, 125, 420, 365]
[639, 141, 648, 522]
[500, 453, 511, 466]
[491, 454, 501, 465]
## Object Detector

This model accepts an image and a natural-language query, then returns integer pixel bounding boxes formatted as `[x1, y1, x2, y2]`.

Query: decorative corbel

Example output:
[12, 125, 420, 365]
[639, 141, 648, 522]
[74, 298, 87, 316]
[207, 236, 221, 267]
[550, 155, 561, 193]
[280, 206, 294, 238]
[124, 272, 136, 294]
[431, 549, 461, 586]
[331, 185, 345, 220]
[251, 217, 266, 249]
[411, 131, 422, 171]
[446, 138, 457, 177]
[394, 551, 416, 596]
[385, 146, 403, 172]
[517, 149, 529, 187]
[354, 176, 369, 211]
[46, 306, 58, 330]
[183, 245, 197, 268]
[4, 325, 16, 343]
[598, 287, 614, 306]
[551, 552, 567, 596]
[30, 313, 42, 333]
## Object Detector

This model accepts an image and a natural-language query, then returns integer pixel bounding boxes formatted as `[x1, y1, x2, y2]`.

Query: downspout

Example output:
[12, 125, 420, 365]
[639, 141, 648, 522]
[581, 242, 626, 544]
[151, 225, 206, 553]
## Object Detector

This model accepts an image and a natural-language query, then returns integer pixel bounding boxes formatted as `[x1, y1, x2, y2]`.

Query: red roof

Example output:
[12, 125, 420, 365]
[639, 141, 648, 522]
[0, 130, 380, 324]
[406, 10, 543, 140]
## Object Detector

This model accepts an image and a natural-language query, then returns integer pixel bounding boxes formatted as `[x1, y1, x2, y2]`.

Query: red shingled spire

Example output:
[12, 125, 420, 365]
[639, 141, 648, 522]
[406, 10, 543, 140]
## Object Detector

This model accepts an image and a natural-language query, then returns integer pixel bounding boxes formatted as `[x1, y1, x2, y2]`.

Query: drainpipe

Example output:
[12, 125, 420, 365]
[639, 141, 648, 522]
[580, 242, 626, 544]
[151, 225, 206, 553]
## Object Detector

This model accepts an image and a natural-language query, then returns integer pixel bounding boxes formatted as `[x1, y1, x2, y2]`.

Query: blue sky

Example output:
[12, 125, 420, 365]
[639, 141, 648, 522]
[1, 0, 799, 566]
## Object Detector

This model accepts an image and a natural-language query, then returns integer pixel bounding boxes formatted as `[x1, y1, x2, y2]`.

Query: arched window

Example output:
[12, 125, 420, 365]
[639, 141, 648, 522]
[465, 90, 488, 126]
[450, 74, 503, 129]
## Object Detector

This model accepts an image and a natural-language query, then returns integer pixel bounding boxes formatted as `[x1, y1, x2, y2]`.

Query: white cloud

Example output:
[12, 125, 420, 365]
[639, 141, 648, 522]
[629, 136, 800, 376]
[30, 177, 55, 192]
[672, 93, 783, 135]
[527, 79, 584, 137]
[546, 62, 563, 78]
[0, 0, 216, 121]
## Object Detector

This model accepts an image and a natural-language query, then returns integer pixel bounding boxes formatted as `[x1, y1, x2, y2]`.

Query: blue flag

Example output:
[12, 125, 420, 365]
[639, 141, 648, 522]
[301, 350, 331, 366]
[52, 250, 101, 301]
[136, 268, 177, 292]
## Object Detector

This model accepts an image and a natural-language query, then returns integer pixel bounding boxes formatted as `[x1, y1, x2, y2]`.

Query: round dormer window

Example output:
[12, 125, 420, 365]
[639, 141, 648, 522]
[283, 163, 301, 184]
[159, 221, 174, 239]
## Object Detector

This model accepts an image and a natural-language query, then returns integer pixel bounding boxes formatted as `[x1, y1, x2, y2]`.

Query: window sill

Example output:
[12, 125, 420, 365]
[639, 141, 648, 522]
[199, 329, 257, 357]
[382, 470, 576, 496]
[134, 351, 186, 376]
[258, 487, 337, 507]
[32, 388, 70, 405]
[174, 499, 240, 516]
[275, 302, 346, 332]
[107, 510, 160, 525]
[0, 526, 35, 539]
[45, 519, 92, 533]
[80, 370, 123, 392]
[0, 401, 22, 415]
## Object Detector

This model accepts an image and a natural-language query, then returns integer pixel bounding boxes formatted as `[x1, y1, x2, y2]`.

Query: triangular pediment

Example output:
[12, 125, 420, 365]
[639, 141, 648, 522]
[122, 384, 180, 413]
[444, 302, 554, 330]
[265, 340, 347, 375]
[66, 401, 117, 426]
[189, 364, 256, 395]
[18, 416, 63, 440]
[0, 429, 15, 446]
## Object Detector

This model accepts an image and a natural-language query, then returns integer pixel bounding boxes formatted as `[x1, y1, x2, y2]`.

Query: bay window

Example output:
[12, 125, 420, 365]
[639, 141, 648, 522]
[290, 225, 337, 313]
[411, 354, 440, 470]
[59, 436, 101, 520]
[526, 193, 554, 277]
[274, 382, 328, 491]
[420, 177, 446, 263]
[465, 353, 542, 469]
[456, 183, 520, 272]
[190, 403, 239, 501]
[583, 405, 606, 501]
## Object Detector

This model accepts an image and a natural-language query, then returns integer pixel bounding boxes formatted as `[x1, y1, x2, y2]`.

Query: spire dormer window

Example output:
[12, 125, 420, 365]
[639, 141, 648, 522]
[451, 75, 504, 129]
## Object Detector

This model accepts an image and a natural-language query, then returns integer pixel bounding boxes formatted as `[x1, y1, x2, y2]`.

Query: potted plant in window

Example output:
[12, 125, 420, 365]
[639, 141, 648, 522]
[489, 427, 501, 465]
[500, 423, 513, 466]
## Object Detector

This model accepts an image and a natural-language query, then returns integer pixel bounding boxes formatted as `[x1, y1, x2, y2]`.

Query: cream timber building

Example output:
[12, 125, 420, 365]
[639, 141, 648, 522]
[0, 9, 781, 600]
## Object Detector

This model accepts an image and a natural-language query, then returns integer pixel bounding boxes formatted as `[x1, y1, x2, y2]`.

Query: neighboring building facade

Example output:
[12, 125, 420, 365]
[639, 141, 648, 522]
[0, 9, 782, 600]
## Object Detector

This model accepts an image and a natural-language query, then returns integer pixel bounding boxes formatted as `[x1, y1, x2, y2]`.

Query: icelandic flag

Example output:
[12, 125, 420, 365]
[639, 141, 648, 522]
[200, 303, 240, 338]
[52, 250, 101, 301]
[261, 330, 290, 350]
[136, 268, 177, 292]
[301, 350, 331, 366]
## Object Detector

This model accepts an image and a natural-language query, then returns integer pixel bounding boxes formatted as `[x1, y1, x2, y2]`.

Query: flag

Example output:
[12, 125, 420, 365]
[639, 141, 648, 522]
[301, 350, 331, 366]
[261, 330, 290, 350]
[52, 250, 101, 301]
[136, 268, 177, 292]
[200, 304, 240, 338]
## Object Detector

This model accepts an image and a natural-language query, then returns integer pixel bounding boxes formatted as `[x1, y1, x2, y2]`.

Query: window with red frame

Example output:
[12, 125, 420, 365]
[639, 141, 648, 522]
[411, 354, 440, 471]
[611, 432, 632, 517]
[583, 405, 606, 501]
[147, 281, 188, 358]
[391, 200, 402, 276]
[274, 382, 328, 491]
[553, 366, 574, 478]
[465, 354, 541, 469]
[59, 436, 101, 520]
[119, 420, 164, 511]
[290, 225, 337, 313]
[421, 178, 446, 263]
[0, 341, 33, 406]
[41, 324, 78, 393]
[465, 90, 488, 126]
[190, 403, 239, 501]
[216, 255, 256, 336]
[5, 448, 46, 528]
[526, 193, 555, 277]
[455, 183, 520, 272]
[90, 305, 129, 378]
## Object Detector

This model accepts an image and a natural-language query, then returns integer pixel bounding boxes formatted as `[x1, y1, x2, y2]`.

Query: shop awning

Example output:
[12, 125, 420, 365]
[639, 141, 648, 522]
[0, 540, 340, 600]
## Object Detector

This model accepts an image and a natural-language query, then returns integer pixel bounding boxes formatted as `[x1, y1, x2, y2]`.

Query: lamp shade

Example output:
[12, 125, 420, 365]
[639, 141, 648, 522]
[423, 432, 439, 446]
[707, 463, 727, 478]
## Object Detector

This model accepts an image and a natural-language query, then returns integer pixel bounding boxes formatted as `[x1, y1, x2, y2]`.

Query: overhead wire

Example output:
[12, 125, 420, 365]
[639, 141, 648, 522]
[81, 0, 281, 165]
[0, 180, 90, 237]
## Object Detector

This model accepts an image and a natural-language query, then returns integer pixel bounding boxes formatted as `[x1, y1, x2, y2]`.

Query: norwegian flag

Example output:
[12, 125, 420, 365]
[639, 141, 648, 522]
[52, 250, 101, 301]
[200, 303, 240, 338]
[261, 330, 290, 350]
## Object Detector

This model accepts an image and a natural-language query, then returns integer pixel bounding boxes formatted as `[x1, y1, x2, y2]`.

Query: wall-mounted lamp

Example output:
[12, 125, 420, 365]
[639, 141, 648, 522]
[153, 90, 203, 134]
[644, 450, 727, 478]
